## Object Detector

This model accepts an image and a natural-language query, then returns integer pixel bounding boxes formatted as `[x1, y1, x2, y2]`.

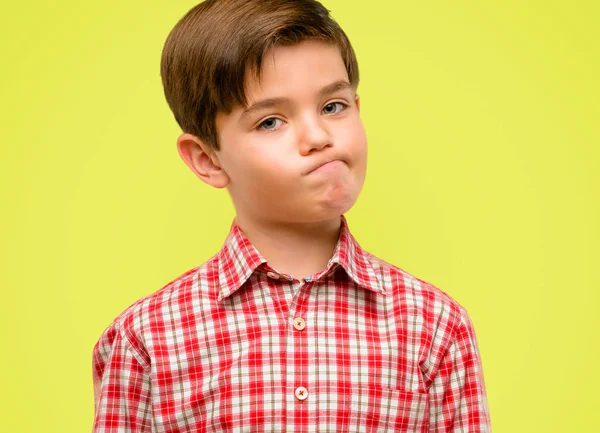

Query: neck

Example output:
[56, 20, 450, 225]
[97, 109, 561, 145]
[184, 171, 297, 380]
[234, 214, 343, 279]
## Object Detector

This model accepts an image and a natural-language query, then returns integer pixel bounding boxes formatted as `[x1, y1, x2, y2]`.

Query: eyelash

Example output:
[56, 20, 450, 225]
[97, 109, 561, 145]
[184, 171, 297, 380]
[256, 101, 350, 132]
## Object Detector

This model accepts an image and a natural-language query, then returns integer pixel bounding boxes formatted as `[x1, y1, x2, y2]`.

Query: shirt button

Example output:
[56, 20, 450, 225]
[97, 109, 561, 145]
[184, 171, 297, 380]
[293, 317, 306, 331]
[294, 386, 308, 401]
[266, 271, 280, 280]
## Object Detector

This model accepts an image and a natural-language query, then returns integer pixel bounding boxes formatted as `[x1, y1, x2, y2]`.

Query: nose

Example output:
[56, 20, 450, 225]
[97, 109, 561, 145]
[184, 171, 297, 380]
[297, 113, 332, 155]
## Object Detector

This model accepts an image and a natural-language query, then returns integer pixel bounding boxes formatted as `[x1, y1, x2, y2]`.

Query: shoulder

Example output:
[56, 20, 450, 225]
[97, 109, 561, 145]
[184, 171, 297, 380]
[365, 252, 468, 338]
[94, 255, 219, 357]
[364, 252, 480, 379]
[121, 265, 201, 328]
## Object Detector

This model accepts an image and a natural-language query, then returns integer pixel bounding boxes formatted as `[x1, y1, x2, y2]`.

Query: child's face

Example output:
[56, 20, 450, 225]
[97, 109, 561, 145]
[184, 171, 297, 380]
[215, 39, 367, 224]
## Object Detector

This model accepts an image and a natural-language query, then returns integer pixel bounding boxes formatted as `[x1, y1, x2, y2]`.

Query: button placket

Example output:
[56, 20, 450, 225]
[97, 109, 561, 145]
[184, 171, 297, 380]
[285, 283, 313, 409]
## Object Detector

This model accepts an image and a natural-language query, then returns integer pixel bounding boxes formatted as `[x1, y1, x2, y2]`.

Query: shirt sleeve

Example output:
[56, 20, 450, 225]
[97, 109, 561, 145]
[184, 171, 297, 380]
[427, 308, 492, 432]
[92, 322, 153, 432]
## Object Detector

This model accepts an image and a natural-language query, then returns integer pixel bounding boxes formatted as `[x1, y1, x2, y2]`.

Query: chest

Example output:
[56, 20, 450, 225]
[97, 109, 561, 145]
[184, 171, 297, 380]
[145, 283, 429, 432]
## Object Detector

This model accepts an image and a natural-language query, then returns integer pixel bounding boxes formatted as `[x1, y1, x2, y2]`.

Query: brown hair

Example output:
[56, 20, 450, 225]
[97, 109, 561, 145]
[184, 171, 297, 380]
[160, 0, 359, 151]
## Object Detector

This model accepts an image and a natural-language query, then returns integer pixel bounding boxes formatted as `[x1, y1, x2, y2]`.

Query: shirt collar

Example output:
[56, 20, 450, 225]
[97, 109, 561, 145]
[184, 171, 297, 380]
[213, 214, 384, 301]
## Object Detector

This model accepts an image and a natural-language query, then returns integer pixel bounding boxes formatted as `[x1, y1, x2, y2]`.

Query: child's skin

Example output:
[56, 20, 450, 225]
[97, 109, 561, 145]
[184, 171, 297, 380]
[176, 39, 368, 279]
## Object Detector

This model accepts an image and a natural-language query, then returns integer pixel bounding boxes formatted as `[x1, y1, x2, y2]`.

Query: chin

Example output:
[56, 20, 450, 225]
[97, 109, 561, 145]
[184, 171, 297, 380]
[317, 189, 359, 216]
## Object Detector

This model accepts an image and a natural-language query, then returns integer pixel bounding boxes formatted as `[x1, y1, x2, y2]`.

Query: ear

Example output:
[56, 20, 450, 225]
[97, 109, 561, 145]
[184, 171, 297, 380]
[354, 93, 360, 112]
[176, 133, 230, 188]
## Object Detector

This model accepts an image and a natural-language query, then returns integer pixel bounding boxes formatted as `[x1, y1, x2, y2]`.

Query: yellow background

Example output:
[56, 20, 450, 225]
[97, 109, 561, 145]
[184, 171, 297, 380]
[2, 0, 598, 431]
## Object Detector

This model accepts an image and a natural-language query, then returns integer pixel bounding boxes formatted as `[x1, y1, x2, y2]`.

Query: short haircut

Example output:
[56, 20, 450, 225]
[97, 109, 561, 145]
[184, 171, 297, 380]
[160, 0, 360, 151]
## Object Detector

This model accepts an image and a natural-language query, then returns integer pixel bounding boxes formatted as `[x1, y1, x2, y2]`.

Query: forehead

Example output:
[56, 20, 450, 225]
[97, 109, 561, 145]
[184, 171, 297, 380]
[243, 40, 350, 102]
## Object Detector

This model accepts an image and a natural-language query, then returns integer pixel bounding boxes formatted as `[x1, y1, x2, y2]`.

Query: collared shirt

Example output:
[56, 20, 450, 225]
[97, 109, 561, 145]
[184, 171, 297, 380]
[92, 214, 491, 432]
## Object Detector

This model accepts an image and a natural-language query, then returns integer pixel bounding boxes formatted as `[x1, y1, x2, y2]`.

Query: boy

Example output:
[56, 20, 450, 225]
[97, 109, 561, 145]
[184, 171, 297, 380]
[92, 0, 492, 431]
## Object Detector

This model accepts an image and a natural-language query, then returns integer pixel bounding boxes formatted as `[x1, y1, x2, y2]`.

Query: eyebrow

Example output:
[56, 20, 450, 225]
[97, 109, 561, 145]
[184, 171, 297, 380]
[240, 80, 353, 121]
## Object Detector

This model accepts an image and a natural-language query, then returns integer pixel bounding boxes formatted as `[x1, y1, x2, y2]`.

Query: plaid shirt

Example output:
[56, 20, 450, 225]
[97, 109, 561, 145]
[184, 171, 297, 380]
[92, 215, 491, 432]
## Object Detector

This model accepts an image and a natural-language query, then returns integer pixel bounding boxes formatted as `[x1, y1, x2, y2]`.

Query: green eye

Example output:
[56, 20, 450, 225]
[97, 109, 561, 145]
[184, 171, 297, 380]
[323, 102, 347, 114]
[258, 117, 283, 130]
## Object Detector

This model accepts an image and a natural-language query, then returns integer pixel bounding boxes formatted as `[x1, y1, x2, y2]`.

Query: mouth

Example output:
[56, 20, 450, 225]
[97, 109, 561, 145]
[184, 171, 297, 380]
[307, 159, 344, 175]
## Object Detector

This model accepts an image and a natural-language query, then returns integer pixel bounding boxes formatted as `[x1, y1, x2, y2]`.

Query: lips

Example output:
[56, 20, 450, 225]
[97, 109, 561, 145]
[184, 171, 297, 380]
[308, 159, 343, 174]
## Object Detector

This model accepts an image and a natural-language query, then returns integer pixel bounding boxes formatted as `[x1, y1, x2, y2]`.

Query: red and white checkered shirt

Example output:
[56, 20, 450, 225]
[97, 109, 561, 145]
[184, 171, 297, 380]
[92, 214, 491, 432]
